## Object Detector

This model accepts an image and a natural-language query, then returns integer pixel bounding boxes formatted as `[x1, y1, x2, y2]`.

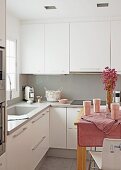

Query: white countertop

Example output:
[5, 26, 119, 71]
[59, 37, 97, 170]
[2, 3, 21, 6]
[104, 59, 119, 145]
[7, 101, 86, 135]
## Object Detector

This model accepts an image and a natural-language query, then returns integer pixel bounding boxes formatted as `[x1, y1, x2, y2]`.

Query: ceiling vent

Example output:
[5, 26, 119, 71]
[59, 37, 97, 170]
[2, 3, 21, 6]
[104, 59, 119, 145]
[44, 6, 56, 10]
[97, 3, 109, 7]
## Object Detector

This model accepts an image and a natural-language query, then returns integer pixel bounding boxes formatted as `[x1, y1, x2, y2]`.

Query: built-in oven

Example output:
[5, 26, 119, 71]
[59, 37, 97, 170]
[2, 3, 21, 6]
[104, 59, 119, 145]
[0, 101, 5, 156]
[0, 47, 5, 90]
[0, 46, 6, 156]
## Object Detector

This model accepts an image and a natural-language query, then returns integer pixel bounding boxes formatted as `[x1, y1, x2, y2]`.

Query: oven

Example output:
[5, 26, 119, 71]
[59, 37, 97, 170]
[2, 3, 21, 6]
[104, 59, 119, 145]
[0, 47, 5, 90]
[0, 101, 5, 156]
[0, 46, 6, 156]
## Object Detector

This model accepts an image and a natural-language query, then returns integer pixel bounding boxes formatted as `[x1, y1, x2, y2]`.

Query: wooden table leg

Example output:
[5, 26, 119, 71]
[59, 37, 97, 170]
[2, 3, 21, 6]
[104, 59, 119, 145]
[77, 145, 86, 170]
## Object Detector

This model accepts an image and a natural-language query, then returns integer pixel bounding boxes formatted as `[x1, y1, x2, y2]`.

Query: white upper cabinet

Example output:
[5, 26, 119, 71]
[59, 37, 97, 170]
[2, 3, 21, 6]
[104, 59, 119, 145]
[45, 23, 69, 74]
[70, 21, 110, 72]
[0, 0, 5, 47]
[111, 21, 121, 72]
[21, 24, 44, 74]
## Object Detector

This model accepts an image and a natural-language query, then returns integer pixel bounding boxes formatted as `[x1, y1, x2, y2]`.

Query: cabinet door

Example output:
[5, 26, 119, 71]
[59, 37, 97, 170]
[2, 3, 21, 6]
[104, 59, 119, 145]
[45, 23, 69, 74]
[67, 129, 77, 149]
[67, 108, 80, 129]
[21, 24, 44, 74]
[70, 22, 110, 72]
[0, 153, 7, 170]
[111, 21, 121, 72]
[30, 109, 49, 169]
[50, 108, 66, 148]
[6, 123, 32, 170]
[0, 0, 5, 47]
[67, 108, 80, 149]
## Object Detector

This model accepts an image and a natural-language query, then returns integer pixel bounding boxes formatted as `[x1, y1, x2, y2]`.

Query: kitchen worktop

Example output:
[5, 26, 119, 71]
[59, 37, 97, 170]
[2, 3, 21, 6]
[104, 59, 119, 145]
[7, 100, 106, 135]
[7, 102, 50, 135]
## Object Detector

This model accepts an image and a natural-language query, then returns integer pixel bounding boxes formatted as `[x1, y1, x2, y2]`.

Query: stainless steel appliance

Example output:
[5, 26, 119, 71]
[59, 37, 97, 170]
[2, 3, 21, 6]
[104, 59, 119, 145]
[0, 47, 5, 90]
[0, 47, 6, 156]
[114, 91, 120, 103]
[0, 101, 5, 156]
[24, 86, 34, 102]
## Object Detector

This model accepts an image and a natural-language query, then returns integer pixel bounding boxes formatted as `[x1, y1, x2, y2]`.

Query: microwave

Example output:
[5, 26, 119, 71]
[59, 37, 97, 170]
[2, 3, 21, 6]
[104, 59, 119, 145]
[0, 47, 5, 90]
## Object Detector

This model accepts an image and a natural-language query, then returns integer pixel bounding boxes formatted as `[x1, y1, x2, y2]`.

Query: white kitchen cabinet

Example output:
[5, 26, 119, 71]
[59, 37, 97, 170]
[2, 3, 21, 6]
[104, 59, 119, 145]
[30, 109, 49, 169]
[0, 153, 7, 170]
[111, 21, 121, 72]
[6, 122, 32, 170]
[21, 24, 44, 74]
[67, 108, 81, 149]
[70, 22, 110, 72]
[50, 107, 66, 148]
[45, 23, 69, 74]
[67, 129, 77, 149]
[0, 0, 5, 47]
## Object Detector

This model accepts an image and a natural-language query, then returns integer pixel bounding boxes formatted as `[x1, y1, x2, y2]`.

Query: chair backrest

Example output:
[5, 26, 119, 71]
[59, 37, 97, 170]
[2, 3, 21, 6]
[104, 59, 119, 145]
[102, 138, 121, 170]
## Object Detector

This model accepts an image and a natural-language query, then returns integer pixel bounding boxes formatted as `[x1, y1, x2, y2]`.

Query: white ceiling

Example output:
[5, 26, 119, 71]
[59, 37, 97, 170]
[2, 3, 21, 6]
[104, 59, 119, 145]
[6, 0, 121, 20]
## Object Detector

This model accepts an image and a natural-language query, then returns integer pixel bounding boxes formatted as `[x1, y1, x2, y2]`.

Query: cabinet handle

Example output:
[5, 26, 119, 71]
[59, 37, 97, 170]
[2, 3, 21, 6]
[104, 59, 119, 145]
[13, 127, 27, 138]
[77, 111, 81, 113]
[32, 113, 45, 124]
[0, 163, 2, 166]
[68, 128, 77, 130]
[32, 136, 46, 151]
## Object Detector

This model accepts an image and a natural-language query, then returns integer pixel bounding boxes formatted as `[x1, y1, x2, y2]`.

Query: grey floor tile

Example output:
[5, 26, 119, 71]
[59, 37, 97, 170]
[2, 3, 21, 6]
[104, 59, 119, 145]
[41, 157, 73, 170]
[40, 156, 90, 170]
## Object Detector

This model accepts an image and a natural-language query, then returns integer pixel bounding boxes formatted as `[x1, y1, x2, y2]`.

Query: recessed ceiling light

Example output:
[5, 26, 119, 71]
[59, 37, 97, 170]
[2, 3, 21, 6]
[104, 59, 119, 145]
[97, 3, 109, 7]
[44, 6, 56, 10]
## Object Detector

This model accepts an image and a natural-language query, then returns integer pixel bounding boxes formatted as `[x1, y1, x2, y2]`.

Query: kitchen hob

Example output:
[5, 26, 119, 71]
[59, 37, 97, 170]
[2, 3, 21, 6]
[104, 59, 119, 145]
[70, 100, 106, 105]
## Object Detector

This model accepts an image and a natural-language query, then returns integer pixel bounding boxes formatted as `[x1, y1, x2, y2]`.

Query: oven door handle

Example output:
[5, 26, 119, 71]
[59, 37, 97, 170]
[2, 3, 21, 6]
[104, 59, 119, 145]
[1, 104, 5, 143]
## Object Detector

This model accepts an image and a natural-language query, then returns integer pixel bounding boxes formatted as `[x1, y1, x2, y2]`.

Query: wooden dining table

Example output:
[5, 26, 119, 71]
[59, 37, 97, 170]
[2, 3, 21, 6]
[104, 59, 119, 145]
[74, 108, 121, 170]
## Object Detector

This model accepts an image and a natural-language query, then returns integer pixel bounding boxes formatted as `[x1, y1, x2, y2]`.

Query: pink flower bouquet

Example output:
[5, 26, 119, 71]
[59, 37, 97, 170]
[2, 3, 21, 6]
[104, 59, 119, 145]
[101, 67, 118, 91]
[101, 67, 118, 111]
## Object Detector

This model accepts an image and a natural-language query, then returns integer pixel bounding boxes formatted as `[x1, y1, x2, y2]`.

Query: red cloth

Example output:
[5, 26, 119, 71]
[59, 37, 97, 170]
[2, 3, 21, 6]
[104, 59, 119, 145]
[81, 113, 121, 134]
[77, 112, 121, 147]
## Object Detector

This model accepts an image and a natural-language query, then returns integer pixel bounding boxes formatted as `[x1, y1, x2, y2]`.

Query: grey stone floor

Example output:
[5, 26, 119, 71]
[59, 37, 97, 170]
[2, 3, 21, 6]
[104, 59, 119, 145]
[40, 157, 90, 170]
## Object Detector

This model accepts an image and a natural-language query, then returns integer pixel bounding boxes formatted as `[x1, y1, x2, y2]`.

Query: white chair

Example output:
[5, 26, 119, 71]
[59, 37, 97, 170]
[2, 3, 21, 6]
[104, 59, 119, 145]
[89, 138, 121, 170]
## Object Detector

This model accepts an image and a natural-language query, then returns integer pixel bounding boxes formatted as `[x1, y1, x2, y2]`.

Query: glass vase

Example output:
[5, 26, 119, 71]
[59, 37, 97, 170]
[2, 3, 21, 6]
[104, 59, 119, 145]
[106, 89, 113, 112]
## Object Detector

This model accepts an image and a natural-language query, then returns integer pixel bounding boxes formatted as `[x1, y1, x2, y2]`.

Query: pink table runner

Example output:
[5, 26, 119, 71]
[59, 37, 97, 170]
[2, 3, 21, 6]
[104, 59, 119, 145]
[77, 112, 121, 147]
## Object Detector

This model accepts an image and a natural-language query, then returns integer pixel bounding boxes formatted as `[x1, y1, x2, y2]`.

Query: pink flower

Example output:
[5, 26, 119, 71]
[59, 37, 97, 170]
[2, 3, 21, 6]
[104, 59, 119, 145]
[101, 67, 118, 91]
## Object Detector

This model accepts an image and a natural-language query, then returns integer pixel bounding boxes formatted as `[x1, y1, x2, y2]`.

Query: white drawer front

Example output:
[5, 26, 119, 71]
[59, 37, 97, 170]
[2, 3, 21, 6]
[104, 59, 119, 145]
[32, 135, 49, 169]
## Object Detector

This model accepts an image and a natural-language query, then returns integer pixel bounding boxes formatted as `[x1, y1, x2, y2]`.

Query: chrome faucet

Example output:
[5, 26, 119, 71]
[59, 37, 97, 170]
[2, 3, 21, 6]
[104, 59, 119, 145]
[8, 75, 12, 100]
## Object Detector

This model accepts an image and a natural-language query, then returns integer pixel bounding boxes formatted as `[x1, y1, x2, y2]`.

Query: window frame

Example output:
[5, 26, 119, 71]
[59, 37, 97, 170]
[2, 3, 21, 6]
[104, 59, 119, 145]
[6, 38, 19, 100]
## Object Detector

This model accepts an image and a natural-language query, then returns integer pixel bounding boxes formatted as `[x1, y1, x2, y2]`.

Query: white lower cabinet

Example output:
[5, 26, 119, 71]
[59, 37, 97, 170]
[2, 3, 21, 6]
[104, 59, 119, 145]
[0, 153, 7, 170]
[6, 122, 32, 170]
[67, 108, 81, 149]
[67, 129, 77, 149]
[50, 108, 66, 148]
[6, 108, 49, 170]
[30, 109, 49, 169]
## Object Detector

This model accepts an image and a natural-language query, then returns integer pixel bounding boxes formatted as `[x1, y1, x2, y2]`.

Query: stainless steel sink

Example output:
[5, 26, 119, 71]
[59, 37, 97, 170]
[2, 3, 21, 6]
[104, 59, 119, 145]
[7, 106, 37, 121]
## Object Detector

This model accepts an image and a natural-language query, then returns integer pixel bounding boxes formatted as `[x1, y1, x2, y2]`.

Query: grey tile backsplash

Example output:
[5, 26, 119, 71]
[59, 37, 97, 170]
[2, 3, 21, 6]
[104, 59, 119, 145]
[26, 74, 121, 101]
[8, 74, 121, 106]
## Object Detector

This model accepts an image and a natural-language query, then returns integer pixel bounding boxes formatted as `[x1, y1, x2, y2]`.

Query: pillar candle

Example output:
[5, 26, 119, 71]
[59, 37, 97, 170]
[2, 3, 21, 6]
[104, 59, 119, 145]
[83, 101, 91, 116]
[111, 103, 120, 120]
[93, 98, 101, 113]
